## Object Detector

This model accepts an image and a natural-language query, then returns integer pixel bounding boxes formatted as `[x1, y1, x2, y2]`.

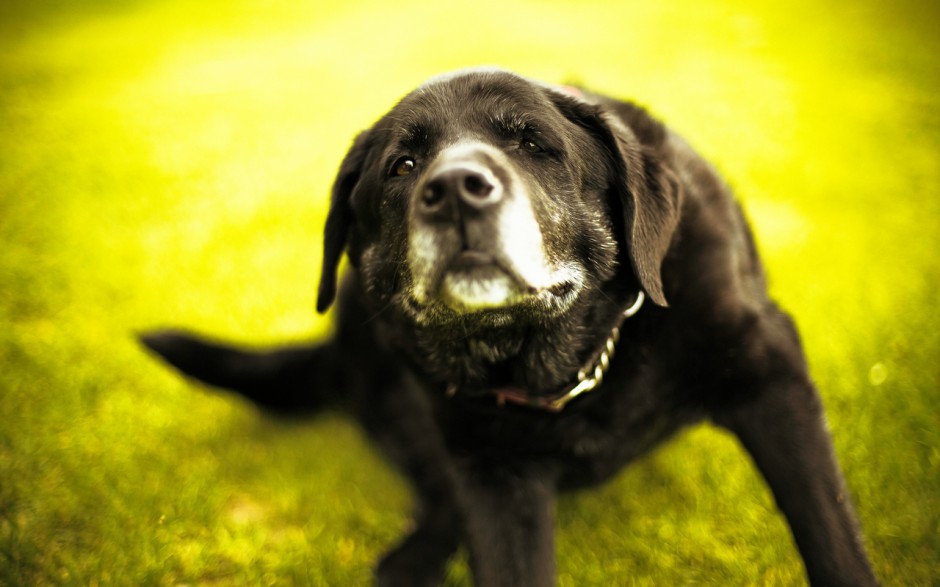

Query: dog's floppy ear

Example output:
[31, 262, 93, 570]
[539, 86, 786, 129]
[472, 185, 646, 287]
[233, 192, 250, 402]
[612, 125, 682, 307]
[551, 92, 682, 306]
[316, 130, 372, 313]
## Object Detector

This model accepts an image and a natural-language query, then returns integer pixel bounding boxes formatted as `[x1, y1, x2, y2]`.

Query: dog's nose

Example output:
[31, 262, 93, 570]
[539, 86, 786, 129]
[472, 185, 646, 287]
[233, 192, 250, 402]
[419, 164, 501, 217]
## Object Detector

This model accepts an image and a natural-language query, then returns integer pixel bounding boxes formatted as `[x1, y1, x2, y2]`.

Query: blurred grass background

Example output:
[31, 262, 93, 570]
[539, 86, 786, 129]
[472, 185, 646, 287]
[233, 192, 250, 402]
[1, 0, 937, 584]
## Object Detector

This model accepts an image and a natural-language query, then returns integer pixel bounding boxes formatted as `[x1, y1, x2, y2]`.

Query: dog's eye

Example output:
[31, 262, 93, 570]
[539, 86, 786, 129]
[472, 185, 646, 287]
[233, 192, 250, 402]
[520, 139, 543, 153]
[391, 157, 416, 177]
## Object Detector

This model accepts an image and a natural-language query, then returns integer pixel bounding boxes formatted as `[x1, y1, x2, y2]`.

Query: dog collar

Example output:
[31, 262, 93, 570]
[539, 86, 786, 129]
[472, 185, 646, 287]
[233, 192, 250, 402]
[446, 290, 645, 413]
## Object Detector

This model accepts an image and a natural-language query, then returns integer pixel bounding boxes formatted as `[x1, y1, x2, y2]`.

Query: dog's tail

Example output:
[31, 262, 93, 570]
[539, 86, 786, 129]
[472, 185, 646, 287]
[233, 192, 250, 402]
[140, 330, 341, 415]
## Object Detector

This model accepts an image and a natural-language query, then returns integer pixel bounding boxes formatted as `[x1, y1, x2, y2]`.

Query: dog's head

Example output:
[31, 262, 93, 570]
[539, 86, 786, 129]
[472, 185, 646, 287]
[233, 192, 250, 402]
[316, 70, 680, 331]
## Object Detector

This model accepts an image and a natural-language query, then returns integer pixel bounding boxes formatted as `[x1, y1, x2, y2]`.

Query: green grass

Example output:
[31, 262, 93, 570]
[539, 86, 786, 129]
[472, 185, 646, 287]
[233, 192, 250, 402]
[1, 0, 937, 584]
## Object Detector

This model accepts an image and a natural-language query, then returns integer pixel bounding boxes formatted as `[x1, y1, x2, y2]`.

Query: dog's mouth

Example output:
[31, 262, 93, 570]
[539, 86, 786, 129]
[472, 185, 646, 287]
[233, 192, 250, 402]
[440, 250, 528, 310]
[412, 249, 583, 317]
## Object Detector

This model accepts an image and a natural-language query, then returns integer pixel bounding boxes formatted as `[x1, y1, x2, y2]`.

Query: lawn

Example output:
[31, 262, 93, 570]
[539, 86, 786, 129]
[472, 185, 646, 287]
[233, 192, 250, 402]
[1, 0, 937, 584]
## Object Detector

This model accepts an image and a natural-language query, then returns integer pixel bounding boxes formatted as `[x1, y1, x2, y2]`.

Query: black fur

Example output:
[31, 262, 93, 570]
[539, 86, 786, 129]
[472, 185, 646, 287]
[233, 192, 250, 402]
[141, 70, 878, 586]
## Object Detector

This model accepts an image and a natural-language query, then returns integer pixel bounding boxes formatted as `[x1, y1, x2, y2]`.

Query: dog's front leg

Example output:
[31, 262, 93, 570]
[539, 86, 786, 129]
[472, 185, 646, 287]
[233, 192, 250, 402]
[376, 501, 460, 587]
[457, 463, 557, 587]
[715, 377, 879, 587]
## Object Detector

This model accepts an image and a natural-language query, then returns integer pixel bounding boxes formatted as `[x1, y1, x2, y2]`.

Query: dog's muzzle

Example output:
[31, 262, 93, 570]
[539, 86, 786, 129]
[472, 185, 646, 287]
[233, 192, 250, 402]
[406, 142, 581, 314]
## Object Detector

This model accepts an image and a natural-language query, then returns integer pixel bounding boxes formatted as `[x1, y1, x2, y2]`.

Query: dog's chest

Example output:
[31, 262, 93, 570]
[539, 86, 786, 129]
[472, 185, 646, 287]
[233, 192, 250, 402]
[435, 369, 696, 486]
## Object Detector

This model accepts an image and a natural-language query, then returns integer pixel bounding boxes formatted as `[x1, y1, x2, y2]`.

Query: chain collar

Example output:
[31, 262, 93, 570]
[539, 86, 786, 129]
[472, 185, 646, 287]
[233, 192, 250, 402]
[446, 290, 645, 413]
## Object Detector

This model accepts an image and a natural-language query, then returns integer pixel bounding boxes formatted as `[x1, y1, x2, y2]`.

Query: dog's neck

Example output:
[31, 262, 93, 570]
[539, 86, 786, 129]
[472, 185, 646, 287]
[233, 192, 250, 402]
[445, 290, 646, 412]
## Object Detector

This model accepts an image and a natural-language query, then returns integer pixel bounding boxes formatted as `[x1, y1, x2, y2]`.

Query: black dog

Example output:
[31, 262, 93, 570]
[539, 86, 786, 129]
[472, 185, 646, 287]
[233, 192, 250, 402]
[142, 69, 878, 586]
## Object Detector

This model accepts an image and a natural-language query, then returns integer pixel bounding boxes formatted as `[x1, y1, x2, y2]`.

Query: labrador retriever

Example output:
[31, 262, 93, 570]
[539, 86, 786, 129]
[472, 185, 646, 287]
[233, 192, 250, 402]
[142, 69, 879, 586]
